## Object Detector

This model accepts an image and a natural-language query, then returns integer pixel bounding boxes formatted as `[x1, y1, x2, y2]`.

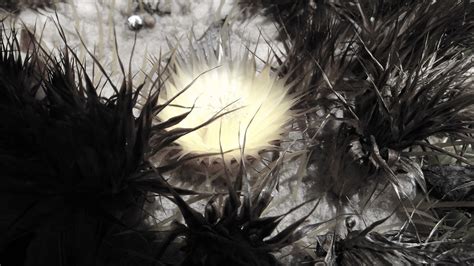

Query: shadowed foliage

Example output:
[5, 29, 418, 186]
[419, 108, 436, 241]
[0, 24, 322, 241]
[249, 0, 474, 198]
[158, 162, 320, 266]
[315, 212, 474, 265]
[240, 1, 474, 263]
[0, 22, 198, 266]
[327, 0, 473, 197]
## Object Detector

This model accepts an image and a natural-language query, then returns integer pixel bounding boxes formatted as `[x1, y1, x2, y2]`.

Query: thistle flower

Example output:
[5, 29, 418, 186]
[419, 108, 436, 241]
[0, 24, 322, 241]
[157, 44, 296, 162]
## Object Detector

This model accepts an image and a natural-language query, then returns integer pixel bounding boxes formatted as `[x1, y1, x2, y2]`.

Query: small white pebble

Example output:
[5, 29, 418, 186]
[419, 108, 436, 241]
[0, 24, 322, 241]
[127, 15, 143, 31]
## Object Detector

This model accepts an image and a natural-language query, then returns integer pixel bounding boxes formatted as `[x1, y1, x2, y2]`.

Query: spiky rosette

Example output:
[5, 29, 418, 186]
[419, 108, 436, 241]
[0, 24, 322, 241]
[0, 24, 195, 265]
[159, 167, 319, 266]
[272, 0, 474, 198]
[334, 0, 474, 196]
[156, 42, 297, 163]
[316, 213, 474, 265]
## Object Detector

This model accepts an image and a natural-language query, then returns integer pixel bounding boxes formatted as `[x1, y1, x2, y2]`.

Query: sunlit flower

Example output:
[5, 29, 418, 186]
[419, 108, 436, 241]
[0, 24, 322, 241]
[157, 46, 296, 161]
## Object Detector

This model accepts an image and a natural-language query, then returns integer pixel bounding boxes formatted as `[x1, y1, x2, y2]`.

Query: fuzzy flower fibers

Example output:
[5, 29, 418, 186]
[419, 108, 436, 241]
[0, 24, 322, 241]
[158, 47, 296, 161]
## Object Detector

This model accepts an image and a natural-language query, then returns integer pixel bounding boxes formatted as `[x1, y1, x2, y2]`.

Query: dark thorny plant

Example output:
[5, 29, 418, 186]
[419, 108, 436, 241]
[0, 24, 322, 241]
[240, 0, 474, 263]
[329, 0, 474, 197]
[315, 211, 474, 265]
[157, 157, 321, 266]
[0, 21, 202, 266]
[250, 0, 474, 197]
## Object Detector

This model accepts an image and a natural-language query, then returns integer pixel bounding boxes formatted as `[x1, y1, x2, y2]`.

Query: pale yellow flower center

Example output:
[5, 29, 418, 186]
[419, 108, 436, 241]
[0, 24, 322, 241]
[158, 54, 295, 160]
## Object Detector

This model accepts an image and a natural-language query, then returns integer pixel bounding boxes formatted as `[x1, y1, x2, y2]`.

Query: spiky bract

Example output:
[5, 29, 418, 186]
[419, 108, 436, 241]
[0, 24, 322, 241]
[316, 213, 474, 265]
[160, 168, 318, 266]
[256, 0, 474, 197]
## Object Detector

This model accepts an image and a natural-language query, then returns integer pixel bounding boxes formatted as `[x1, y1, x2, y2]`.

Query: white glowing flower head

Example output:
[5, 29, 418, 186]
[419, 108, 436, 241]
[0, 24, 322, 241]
[158, 46, 296, 161]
